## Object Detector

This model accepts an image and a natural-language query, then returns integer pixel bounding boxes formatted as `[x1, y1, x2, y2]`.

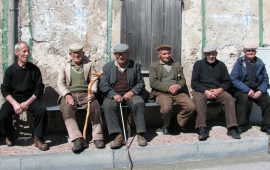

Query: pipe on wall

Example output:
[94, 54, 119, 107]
[2, 0, 9, 72]
[201, 0, 206, 59]
[106, 0, 113, 63]
[259, 0, 263, 47]
[8, 0, 16, 66]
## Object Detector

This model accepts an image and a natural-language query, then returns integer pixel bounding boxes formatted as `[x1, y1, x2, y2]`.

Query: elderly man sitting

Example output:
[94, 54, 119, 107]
[99, 43, 147, 149]
[191, 42, 240, 141]
[230, 42, 270, 134]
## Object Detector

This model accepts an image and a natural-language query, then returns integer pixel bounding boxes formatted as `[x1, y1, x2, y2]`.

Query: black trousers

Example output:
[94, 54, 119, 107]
[0, 98, 48, 137]
[234, 91, 270, 129]
[102, 95, 146, 135]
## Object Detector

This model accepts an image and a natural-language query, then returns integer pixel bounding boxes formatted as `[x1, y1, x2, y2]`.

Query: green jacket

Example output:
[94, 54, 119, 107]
[149, 60, 187, 99]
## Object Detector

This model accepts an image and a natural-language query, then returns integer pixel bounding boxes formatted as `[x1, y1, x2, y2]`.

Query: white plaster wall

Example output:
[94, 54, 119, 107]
[0, 0, 269, 102]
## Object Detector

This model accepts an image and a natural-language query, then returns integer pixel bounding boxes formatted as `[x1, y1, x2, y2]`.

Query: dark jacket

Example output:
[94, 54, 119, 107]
[99, 59, 145, 99]
[191, 59, 231, 93]
[230, 56, 269, 93]
[149, 60, 188, 99]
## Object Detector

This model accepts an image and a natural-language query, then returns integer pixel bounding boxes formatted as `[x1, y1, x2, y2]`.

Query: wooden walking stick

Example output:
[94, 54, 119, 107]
[83, 72, 103, 139]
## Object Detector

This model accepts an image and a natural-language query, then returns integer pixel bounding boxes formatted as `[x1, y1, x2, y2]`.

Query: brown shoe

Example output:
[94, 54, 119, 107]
[110, 133, 124, 149]
[5, 136, 15, 147]
[34, 136, 49, 151]
[137, 133, 147, 147]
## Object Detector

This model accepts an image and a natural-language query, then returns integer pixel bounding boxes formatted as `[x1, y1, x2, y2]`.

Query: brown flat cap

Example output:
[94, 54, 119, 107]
[157, 44, 172, 51]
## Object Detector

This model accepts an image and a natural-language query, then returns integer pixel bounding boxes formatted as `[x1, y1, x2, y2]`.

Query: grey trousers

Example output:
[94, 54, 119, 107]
[102, 95, 146, 135]
[156, 92, 195, 128]
[193, 91, 237, 129]
[60, 92, 103, 141]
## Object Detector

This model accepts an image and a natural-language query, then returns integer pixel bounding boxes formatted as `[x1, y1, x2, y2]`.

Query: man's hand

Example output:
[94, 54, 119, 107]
[168, 84, 181, 95]
[20, 101, 30, 112]
[210, 88, 223, 98]
[113, 94, 123, 103]
[65, 94, 75, 105]
[13, 102, 23, 115]
[122, 91, 134, 101]
[204, 90, 216, 99]
[87, 94, 95, 103]
[248, 89, 255, 98]
[253, 90, 262, 99]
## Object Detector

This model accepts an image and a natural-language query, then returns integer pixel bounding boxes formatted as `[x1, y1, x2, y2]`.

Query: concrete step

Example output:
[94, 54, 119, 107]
[0, 126, 268, 170]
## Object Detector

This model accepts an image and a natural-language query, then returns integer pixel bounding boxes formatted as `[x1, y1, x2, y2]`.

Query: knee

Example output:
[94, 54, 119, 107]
[91, 100, 101, 108]
[237, 95, 249, 104]
[35, 107, 47, 116]
[187, 102, 196, 113]
[160, 105, 172, 114]
[102, 98, 116, 110]
[192, 93, 205, 104]
[133, 100, 144, 108]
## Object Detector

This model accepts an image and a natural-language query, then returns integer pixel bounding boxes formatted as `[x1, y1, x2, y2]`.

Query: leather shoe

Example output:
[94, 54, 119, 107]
[197, 127, 208, 141]
[238, 125, 248, 134]
[227, 127, 241, 139]
[72, 137, 87, 153]
[5, 136, 15, 147]
[34, 136, 49, 151]
[261, 127, 270, 135]
[162, 127, 171, 135]
[137, 133, 147, 146]
[94, 140, 105, 149]
[110, 133, 125, 149]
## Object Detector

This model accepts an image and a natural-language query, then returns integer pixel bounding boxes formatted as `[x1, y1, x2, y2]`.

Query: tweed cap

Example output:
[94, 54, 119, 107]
[69, 43, 84, 52]
[203, 42, 217, 53]
[243, 42, 258, 51]
[113, 43, 129, 53]
[157, 44, 172, 51]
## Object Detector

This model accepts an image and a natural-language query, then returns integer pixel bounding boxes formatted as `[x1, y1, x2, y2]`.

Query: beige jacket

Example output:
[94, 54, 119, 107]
[57, 56, 98, 103]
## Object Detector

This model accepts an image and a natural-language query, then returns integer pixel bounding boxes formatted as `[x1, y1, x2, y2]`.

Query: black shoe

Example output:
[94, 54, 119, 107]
[162, 127, 171, 135]
[197, 127, 208, 141]
[238, 125, 248, 134]
[261, 127, 270, 135]
[72, 138, 86, 153]
[227, 127, 241, 139]
[94, 140, 105, 149]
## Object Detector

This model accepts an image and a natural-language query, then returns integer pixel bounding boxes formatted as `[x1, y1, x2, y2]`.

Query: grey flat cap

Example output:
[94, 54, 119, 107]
[69, 43, 84, 52]
[243, 42, 258, 50]
[113, 43, 129, 53]
[203, 42, 217, 53]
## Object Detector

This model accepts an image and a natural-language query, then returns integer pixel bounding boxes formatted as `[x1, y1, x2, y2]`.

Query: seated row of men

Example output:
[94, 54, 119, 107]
[0, 41, 269, 154]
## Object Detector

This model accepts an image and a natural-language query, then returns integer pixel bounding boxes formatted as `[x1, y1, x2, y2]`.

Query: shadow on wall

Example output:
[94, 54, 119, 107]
[41, 86, 59, 107]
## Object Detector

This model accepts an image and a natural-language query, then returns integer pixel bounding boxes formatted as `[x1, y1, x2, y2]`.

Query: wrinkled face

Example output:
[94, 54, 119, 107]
[158, 50, 171, 64]
[114, 52, 128, 67]
[70, 51, 84, 65]
[244, 49, 256, 61]
[16, 43, 30, 66]
[205, 51, 217, 64]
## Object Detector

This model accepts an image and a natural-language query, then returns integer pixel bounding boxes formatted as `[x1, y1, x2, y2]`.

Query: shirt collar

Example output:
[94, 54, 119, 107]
[14, 62, 30, 70]
[244, 56, 257, 63]
[70, 60, 83, 70]
[114, 60, 130, 72]
[159, 59, 173, 65]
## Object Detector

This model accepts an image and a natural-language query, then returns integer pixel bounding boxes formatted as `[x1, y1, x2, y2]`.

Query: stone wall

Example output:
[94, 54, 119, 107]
[0, 0, 270, 103]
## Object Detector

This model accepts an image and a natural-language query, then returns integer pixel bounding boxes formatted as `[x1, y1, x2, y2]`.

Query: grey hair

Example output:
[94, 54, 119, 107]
[14, 41, 29, 52]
